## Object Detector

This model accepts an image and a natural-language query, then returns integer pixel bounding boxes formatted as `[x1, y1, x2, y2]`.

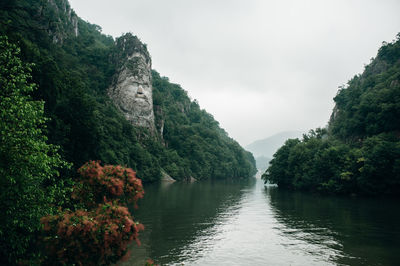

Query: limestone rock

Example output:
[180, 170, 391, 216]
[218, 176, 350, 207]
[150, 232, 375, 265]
[108, 33, 156, 132]
[160, 170, 176, 182]
[38, 0, 79, 44]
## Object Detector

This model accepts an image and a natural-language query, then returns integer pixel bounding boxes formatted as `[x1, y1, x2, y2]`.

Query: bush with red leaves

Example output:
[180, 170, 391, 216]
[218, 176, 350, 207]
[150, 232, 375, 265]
[76, 161, 144, 207]
[41, 161, 144, 265]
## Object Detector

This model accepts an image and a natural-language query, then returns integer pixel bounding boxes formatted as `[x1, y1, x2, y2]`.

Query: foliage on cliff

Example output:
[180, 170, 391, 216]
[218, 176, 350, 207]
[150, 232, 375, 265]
[152, 71, 257, 180]
[330, 37, 400, 140]
[0, 0, 256, 182]
[0, 0, 161, 183]
[263, 34, 400, 196]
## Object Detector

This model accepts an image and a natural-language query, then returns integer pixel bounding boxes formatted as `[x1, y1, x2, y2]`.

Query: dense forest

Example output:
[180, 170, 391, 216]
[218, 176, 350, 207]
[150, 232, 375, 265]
[263, 34, 400, 196]
[152, 71, 256, 180]
[0, 0, 256, 182]
[0, 0, 256, 264]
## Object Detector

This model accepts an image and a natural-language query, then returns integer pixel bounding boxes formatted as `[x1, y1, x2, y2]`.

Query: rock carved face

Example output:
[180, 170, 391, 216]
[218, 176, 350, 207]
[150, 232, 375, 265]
[136, 86, 145, 98]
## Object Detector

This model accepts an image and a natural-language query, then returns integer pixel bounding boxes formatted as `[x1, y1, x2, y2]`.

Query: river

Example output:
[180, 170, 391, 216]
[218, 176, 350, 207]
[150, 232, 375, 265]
[122, 174, 400, 265]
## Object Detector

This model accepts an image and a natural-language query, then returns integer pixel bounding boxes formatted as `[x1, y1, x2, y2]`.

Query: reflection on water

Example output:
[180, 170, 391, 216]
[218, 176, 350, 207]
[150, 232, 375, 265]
[267, 188, 400, 266]
[122, 178, 255, 265]
[122, 176, 400, 266]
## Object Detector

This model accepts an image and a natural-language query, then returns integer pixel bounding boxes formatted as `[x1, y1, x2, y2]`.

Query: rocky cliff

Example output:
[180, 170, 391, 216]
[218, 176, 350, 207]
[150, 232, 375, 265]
[40, 0, 79, 43]
[0, 0, 79, 44]
[108, 33, 156, 133]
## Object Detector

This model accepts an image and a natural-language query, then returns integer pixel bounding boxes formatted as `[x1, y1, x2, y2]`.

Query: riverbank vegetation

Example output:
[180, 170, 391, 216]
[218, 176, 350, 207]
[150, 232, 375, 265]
[263, 34, 400, 196]
[41, 161, 144, 265]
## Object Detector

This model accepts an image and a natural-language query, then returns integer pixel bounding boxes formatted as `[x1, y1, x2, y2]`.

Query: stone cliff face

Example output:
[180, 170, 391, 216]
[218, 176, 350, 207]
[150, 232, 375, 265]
[108, 33, 156, 133]
[39, 0, 79, 44]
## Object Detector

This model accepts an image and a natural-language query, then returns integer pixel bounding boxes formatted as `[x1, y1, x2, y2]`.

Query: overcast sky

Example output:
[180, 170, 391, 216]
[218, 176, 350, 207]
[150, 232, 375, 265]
[69, 0, 400, 146]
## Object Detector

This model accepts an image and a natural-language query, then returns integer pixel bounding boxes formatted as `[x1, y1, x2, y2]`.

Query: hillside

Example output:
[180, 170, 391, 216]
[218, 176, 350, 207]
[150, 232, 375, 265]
[254, 156, 271, 172]
[246, 131, 303, 158]
[263, 34, 400, 196]
[246, 131, 302, 170]
[0, 0, 256, 183]
[245, 131, 302, 158]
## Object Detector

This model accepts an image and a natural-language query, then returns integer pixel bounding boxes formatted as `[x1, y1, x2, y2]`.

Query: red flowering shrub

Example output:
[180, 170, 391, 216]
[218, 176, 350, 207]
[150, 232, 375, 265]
[145, 259, 159, 266]
[77, 161, 144, 207]
[41, 162, 145, 265]
[41, 202, 144, 265]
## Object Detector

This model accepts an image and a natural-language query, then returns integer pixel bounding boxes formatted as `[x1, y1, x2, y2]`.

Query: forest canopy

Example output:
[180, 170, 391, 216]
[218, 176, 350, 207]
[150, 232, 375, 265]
[0, 0, 256, 183]
[263, 34, 400, 196]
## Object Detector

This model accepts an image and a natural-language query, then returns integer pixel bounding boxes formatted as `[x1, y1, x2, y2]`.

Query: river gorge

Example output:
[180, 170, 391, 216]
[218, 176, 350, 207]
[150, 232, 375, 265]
[123, 174, 400, 265]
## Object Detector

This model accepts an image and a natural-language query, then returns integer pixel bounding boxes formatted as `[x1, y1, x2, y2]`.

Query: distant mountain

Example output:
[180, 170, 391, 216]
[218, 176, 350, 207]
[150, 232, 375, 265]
[255, 156, 271, 172]
[246, 131, 303, 158]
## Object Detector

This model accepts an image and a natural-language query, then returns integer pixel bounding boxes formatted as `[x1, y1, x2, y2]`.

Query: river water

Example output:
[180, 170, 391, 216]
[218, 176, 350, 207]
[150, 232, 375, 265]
[122, 174, 400, 266]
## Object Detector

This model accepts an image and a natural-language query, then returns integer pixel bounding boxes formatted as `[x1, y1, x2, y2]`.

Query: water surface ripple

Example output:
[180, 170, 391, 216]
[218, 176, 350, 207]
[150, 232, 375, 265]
[122, 176, 400, 266]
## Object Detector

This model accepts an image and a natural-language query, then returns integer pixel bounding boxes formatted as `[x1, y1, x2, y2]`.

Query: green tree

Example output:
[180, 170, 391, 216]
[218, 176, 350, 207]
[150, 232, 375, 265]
[264, 34, 400, 196]
[0, 36, 67, 264]
[262, 138, 300, 188]
[152, 70, 257, 180]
